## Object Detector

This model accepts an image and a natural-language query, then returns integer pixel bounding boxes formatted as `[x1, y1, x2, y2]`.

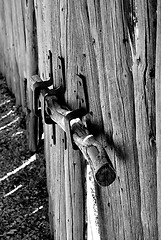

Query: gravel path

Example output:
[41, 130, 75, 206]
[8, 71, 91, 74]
[0, 76, 50, 239]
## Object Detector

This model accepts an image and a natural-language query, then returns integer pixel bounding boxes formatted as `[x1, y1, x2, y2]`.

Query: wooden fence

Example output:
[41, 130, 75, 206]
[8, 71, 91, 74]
[0, 0, 160, 239]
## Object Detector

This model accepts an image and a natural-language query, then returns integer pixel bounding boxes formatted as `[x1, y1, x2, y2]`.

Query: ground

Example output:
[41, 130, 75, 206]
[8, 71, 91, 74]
[0, 76, 50, 240]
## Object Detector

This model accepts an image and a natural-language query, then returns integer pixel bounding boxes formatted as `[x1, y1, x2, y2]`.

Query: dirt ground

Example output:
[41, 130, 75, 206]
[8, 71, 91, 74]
[0, 76, 50, 239]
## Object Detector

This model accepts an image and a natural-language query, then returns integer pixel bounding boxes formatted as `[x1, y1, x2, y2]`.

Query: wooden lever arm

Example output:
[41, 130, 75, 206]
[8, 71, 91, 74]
[45, 96, 116, 187]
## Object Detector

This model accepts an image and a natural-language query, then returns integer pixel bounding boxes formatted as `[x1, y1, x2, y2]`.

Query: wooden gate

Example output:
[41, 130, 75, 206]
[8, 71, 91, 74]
[0, 0, 160, 239]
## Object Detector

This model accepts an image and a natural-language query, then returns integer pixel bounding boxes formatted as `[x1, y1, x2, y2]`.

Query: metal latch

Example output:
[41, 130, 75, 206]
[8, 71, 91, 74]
[29, 51, 116, 187]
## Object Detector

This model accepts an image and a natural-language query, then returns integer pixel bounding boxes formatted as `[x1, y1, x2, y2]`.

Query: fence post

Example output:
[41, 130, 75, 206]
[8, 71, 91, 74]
[25, 0, 38, 152]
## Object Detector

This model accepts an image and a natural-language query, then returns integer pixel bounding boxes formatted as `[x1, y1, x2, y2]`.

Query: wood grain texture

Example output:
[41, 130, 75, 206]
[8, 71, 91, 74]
[132, 0, 157, 238]
[25, 0, 38, 152]
[0, 0, 159, 239]
[3, 0, 15, 93]
[93, 0, 143, 238]
[156, 0, 161, 238]
[11, 0, 22, 106]
[15, 0, 26, 108]
[0, 1, 7, 84]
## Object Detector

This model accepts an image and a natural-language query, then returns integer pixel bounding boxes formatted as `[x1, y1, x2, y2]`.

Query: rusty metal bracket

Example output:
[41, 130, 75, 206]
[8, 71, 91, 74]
[30, 51, 88, 150]
[31, 51, 53, 117]
[31, 77, 50, 117]
[75, 73, 89, 112]
[40, 87, 64, 124]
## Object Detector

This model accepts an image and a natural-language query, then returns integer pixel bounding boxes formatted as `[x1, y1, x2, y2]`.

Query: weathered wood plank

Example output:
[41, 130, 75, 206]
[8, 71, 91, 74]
[39, 0, 86, 238]
[132, 0, 157, 238]
[0, 0, 159, 239]
[156, 0, 161, 238]
[96, 1, 136, 238]
[100, 1, 142, 239]
[3, 0, 14, 92]
[11, 0, 22, 105]
[72, 0, 142, 239]
[34, 0, 45, 78]
[25, 0, 38, 151]
[62, 1, 93, 239]
[15, 0, 26, 108]
[0, 0, 6, 76]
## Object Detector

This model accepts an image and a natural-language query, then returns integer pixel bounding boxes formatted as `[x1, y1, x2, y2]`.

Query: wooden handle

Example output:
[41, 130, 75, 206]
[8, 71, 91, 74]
[46, 96, 116, 187]
[72, 131, 116, 186]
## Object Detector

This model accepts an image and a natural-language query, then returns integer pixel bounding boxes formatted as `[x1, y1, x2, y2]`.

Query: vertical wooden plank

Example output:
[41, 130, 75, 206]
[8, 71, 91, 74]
[132, 0, 157, 238]
[64, 0, 110, 238]
[34, 0, 85, 239]
[41, 0, 55, 223]
[35, 1, 68, 239]
[1, 0, 7, 78]
[92, 0, 141, 239]
[25, 0, 38, 151]
[70, 0, 142, 239]
[0, 0, 5, 75]
[34, 0, 45, 78]
[101, 0, 143, 238]
[15, 0, 27, 108]
[64, 1, 85, 239]
[63, 148, 84, 240]
[44, 124, 54, 237]
[45, 126, 67, 239]
[55, 129, 66, 240]
[156, 1, 161, 238]
[11, 0, 21, 105]
[3, 0, 14, 92]
[43, 0, 85, 238]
